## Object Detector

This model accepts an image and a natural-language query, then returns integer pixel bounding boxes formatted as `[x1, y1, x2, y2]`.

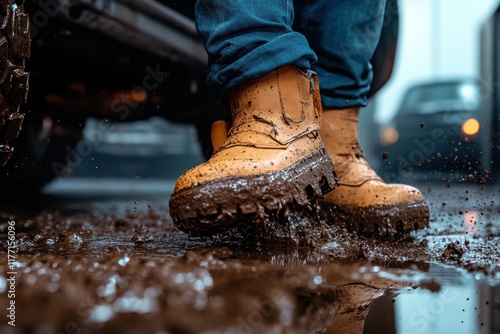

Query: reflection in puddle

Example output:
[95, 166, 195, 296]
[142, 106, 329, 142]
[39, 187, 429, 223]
[464, 210, 480, 234]
[364, 268, 500, 334]
[394, 285, 476, 334]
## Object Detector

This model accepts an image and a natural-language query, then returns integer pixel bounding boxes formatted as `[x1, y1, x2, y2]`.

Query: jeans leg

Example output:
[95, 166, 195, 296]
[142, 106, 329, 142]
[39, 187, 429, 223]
[195, 0, 317, 97]
[293, 0, 387, 109]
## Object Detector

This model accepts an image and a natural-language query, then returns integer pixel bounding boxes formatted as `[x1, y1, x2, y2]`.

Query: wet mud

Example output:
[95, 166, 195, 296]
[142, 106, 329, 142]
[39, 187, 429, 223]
[0, 182, 499, 333]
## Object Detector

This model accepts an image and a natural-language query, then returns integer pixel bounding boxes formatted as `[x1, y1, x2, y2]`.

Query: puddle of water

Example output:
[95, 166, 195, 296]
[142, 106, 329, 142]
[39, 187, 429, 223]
[0, 182, 499, 333]
[364, 265, 500, 334]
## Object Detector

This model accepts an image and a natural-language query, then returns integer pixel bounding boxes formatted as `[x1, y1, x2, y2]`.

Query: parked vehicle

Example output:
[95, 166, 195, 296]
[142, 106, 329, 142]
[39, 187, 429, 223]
[1, 0, 399, 194]
[375, 79, 490, 181]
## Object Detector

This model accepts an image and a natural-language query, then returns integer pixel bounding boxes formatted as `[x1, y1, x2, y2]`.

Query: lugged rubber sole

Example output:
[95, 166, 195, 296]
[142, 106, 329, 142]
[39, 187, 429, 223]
[320, 199, 430, 241]
[169, 147, 338, 236]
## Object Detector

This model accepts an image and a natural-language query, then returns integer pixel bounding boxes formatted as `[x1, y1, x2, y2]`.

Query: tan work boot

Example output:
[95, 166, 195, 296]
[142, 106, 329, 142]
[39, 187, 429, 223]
[320, 107, 429, 239]
[169, 65, 338, 235]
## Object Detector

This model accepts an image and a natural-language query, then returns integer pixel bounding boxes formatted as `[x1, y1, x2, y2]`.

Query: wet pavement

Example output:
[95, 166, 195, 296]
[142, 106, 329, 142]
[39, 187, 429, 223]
[1, 119, 499, 333]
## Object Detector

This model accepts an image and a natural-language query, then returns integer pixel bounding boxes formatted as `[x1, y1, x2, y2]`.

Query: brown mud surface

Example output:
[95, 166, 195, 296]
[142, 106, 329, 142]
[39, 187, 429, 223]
[0, 182, 499, 333]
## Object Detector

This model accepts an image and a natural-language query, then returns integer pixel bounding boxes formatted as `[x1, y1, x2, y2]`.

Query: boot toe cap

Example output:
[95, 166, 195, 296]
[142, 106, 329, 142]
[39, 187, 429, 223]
[326, 180, 426, 208]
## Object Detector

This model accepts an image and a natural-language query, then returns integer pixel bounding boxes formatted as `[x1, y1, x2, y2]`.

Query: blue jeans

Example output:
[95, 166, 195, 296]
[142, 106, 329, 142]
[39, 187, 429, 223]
[195, 0, 387, 108]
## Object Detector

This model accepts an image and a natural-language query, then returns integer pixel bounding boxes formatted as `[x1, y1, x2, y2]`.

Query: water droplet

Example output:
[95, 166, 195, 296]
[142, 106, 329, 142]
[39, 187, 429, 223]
[185, 273, 195, 283]
[69, 234, 83, 244]
[174, 273, 184, 283]
[118, 256, 130, 267]
[313, 276, 323, 285]
[203, 276, 213, 287]
[47, 282, 59, 292]
[0, 276, 7, 294]
[90, 305, 114, 323]
[194, 280, 205, 291]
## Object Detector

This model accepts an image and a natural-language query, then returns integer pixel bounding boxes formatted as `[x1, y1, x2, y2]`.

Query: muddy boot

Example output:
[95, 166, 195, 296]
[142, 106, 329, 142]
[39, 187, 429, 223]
[169, 65, 338, 235]
[320, 107, 429, 240]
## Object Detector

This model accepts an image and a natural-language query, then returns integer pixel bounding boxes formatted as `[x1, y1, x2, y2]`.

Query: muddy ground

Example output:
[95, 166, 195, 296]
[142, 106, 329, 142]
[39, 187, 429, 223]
[0, 179, 499, 333]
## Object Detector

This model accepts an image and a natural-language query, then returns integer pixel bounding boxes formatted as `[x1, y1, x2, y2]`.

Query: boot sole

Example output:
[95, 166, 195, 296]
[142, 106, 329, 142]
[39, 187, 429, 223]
[320, 199, 430, 241]
[169, 147, 338, 236]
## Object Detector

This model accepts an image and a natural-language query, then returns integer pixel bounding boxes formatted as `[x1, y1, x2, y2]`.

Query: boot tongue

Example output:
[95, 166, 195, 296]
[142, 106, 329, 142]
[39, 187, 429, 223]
[321, 108, 383, 187]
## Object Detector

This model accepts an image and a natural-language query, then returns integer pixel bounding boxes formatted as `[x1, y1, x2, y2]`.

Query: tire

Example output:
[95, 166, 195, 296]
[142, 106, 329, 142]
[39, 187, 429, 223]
[0, 0, 30, 166]
[0, 1, 85, 195]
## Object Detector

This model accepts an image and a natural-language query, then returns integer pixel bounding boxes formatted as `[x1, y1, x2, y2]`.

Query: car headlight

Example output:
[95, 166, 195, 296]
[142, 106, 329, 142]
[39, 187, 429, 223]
[380, 126, 399, 145]
[461, 118, 480, 136]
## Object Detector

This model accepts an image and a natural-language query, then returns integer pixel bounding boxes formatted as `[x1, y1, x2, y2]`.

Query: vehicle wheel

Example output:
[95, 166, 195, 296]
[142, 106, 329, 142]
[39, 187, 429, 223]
[0, 0, 30, 166]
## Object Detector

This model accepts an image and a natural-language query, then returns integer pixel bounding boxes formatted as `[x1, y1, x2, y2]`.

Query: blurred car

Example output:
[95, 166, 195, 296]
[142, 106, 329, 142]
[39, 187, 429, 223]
[376, 79, 486, 181]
